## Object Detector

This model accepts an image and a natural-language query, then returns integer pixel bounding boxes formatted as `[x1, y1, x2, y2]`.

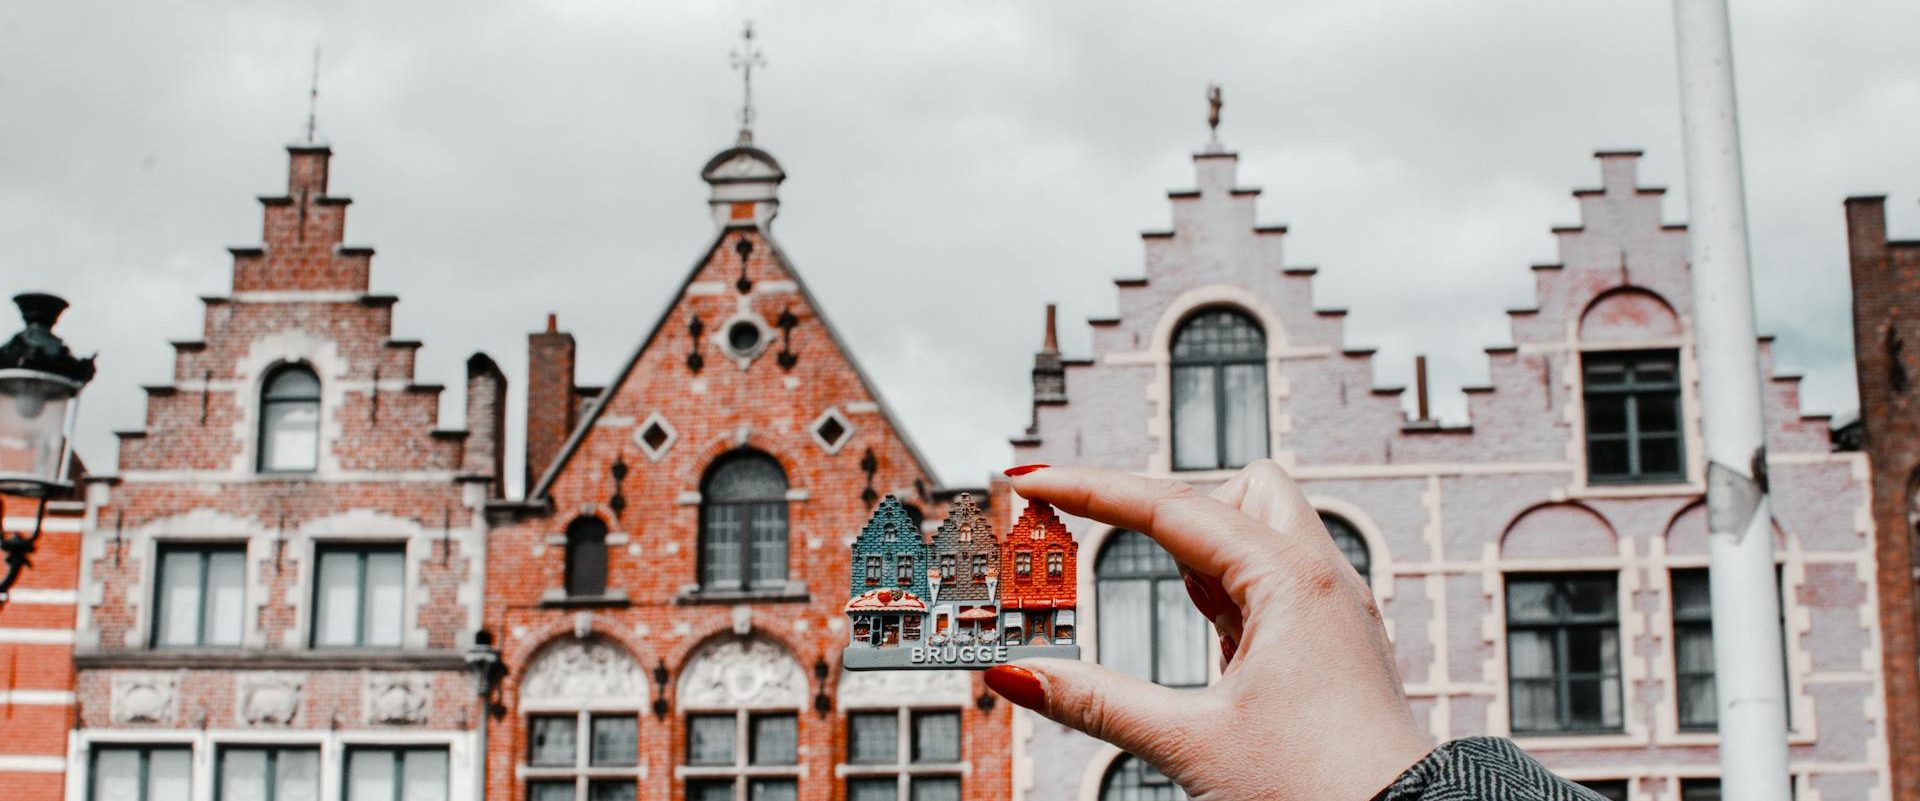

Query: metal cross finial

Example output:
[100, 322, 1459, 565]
[305, 46, 322, 143]
[1207, 83, 1223, 142]
[730, 21, 766, 140]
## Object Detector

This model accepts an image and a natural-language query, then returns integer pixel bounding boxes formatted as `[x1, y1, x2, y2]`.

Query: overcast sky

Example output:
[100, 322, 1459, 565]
[3, 0, 1916, 495]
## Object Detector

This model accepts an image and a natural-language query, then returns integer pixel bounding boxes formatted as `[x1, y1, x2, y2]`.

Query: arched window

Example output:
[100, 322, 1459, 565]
[700, 450, 790, 591]
[1099, 755, 1186, 801]
[258, 364, 321, 472]
[1320, 514, 1371, 584]
[565, 517, 609, 598]
[1095, 531, 1208, 687]
[1170, 309, 1267, 471]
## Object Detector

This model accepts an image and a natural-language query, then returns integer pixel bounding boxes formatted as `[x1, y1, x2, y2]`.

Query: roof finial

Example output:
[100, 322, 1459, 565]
[730, 21, 766, 145]
[305, 45, 322, 143]
[1206, 82, 1223, 145]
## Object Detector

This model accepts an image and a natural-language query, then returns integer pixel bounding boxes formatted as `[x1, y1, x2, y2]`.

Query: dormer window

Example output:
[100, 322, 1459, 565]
[258, 364, 321, 473]
[1582, 350, 1683, 484]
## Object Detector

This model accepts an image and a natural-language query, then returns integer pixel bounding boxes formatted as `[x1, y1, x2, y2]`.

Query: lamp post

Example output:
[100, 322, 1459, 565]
[0, 293, 94, 604]
[465, 629, 506, 801]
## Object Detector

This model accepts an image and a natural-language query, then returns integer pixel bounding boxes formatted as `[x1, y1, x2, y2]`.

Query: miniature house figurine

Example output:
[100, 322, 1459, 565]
[843, 493, 1079, 671]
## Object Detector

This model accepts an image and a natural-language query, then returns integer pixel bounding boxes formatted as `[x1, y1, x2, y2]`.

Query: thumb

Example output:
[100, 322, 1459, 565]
[986, 658, 1210, 766]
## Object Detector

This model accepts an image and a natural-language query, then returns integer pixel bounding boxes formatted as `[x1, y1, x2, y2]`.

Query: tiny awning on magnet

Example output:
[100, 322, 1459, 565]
[845, 588, 927, 613]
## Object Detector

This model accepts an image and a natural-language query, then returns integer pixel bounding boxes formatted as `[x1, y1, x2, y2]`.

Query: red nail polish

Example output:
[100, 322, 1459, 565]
[1003, 464, 1049, 477]
[984, 665, 1046, 711]
[1220, 634, 1238, 667]
[1179, 565, 1241, 624]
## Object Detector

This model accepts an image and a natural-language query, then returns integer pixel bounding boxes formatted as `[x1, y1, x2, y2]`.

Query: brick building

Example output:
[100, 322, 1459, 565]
[67, 141, 505, 800]
[1011, 135, 1887, 801]
[1845, 194, 1920, 799]
[0, 489, 86, 801]
[481, 130, 1012, 801]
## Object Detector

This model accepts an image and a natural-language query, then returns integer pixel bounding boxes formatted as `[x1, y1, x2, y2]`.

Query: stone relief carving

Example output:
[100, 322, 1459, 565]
[837, 669, 970, 710]
[678, 637, 806, 709]
[111, 673, 179, 725]
[364, 674, 432, 725]
[521, 639, 647, 704]
[237, 673, 304, 727]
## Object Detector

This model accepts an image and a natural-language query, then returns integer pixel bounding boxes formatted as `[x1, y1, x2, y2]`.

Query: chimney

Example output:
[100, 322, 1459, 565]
[526, 313, 577, 493]
[1032, 304, 1066, 404]
[1414, 355, 1431, 422]
[463, 352, 508, 498]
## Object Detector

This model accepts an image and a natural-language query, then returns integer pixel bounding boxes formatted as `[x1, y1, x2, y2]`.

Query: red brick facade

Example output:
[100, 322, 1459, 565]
[483, 138, 1011, 801]
[998, 502, 1077, 646]
[0, 492, 85, 801]
[69, 142, 500, 799]
[1846, 195, 1920, 799]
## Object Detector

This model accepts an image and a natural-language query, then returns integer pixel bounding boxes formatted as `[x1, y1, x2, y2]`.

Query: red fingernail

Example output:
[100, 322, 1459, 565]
[1003, 464, 1049, 477]
[984, 665, 1046, 711]
[1220, 634, 1238, 668]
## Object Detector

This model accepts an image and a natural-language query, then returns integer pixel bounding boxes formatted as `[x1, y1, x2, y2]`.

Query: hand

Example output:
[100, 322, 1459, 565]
[987, 461, 1431, 801]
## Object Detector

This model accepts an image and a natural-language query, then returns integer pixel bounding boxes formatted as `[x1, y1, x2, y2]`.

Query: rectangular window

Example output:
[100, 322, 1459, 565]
[529, 782, 574, 801]
[1046, 552, 1064, 578]
[1680, 779, 1720, 801]
[896, 556, 914, 586]
[848, 712, 899, 764]
[971, 555, 988, 582]
[687, 781, 734, 801]
[154, 545, 246, 647]
[91, 746, 191, 801]
[1670, 568, 1790, 732]
[865, 556, 882, 586]
[938, 554, 956, 581]
[217, 746, 319, 801]
[344, 747, 448, 801]
[1506, 573, 1623, 734]
[1583, 350, 1684, 483]
[685, 710, 802, 801]
[530, 716, 578, 767]
[750, 714, 799, 765]
[842, 707, 963, 801]
[313, 545, 405, 647]
[1579, 780, 1629, 801]
[1015, 553, 1031, 578]
[687, 715, 737, 766]
[910, 711, 960, 763]
[588, 781, 637, 801]
[591, 715, 639, 767]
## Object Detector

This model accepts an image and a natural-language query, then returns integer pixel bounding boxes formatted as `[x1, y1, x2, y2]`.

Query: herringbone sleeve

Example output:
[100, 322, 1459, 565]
[1370, 738, 1609, 801]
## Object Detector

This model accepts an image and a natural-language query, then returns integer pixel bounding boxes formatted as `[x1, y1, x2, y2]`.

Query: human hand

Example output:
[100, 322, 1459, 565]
[986, 461, 1431, 801]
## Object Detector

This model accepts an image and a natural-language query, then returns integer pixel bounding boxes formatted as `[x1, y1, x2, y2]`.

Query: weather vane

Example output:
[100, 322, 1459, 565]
[1207, 82, 1223, 143]
[730, 21, 766, 141]
[306, 46, 322, 143]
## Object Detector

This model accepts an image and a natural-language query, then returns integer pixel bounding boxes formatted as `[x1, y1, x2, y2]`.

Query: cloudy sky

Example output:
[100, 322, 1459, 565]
[3, 0, 1915, 495]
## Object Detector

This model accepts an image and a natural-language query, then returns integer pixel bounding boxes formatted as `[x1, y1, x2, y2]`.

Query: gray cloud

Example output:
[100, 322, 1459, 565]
[3, 0, 1914, 494]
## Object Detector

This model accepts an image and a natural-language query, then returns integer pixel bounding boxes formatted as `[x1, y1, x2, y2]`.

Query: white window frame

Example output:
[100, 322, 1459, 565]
[522, 711, 645, 801]
[838, 706, 965, 801]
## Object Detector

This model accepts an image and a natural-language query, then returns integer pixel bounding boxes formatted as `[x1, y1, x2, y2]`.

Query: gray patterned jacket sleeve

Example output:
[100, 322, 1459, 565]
[1370, 738, 1608, 801]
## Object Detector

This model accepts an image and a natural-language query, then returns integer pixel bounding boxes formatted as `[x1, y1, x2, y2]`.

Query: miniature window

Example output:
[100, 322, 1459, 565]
[939, 554, 956, 581]
[343, 746, 448, 801]
[526, 713, 641, 801]
[1170, 309, 1267, 471]
[971, 555, 988, 582]
[1578, 780, 1629, 801]
[1096, 531, 1208, 687]
[90, 745, 191, 801]
[216, 746, 318, 801]
[1670, 567, 1789, 732]
[1099, 755, 1185, 801]
[258, 364, 321, 473]
[565, 517, 609, 598]
[865, 556, 882, 586]
[312, 545, 405, 648]
[683, 712, 800, 801]
[1015, 553, 1031, 578]
[897, 555, 914, 585]
[1319, 514, 1371, 585]
[699, 450, 790, 592]
[1046, 552, 1064, 578]
[1506, 573, 1622, 734]
[1583, 350, 1683, 483]
[153, 544, 246, 647]
[843, 709, 963, 801]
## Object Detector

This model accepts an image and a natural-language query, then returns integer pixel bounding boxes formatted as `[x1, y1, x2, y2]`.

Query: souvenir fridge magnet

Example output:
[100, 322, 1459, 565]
[842, 492, 1079, 670]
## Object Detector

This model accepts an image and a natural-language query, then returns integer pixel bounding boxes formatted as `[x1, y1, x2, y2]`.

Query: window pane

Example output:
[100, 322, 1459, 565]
[567, 519, 608, 597]
[314, 550, 361, 646]
[688, 715, 736, 765]
[702, 505, 743, 588]
[148, 750, 191, 800]
[402, 750, 449, 801]
[205, 550, 246, 646]
[1100, 755, 1187, 801]
[530, 716, 578, 767]
[848, 712, 898, 764]
[221, 750, 269, 801]
[93, 748, 141, 801]
[528, 783, 574, 801]
[266, 368, 321, 399]
[1097, 578, 1152, 681]
[1587, 439, 1630, 479]
[1640, 436, 1682, 476]
[1567, 579, 1618, 618]
[749, 503, 788, 586]
[749, 779, 797, 801]
[1510, 679, 1556, 733]
[1220, 363, 1267, 468]
[848, 778, 898, 801]
[1171, 365, 1217, 470]
[1679, 674, 1718, 729]
[1322, 516, 1371, 582]
[156, 550, 204, 646]
[1578, 780, 1630, 801]
[262, 401, 320, 472]
[346, 750, 395, 801]
[363, 551, 405, 647]
[276, 750, 320, 801]
[1507, 630, 1555, 679]
[706, 452, 788, 500]
[911, 711, 961, 763]
[1639, 392, 1680, 434]
[1673, 571, 1712, 620]
[1154, 578, 1209, 687]
[750, 714, 798, 765]
[1506, 580, 1555, 623]
[1585, 395, 1628, 435]
[687, 781, 735, 801]
[590, 715, 639, 767]
[589, 781, 638, 801]
[911, 778, 961, 801]
[1681, 779, 1721, 801]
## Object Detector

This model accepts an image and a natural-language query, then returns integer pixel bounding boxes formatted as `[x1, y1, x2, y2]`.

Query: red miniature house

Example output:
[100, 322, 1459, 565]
[999, 501, 1077, 646]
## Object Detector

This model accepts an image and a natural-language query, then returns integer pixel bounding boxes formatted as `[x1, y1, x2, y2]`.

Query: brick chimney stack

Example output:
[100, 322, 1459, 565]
[526, 313, 578, 492]
[463, 352, 508, 498]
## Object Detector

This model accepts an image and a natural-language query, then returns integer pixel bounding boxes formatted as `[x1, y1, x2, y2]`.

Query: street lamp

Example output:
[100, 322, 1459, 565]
[0, 293, 94, 603]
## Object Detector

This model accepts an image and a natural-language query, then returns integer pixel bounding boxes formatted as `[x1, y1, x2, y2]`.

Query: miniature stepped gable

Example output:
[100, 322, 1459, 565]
[999, 500, 1077, 644]
[233, 144, 374, 294]
[848, 495, 930, 603]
